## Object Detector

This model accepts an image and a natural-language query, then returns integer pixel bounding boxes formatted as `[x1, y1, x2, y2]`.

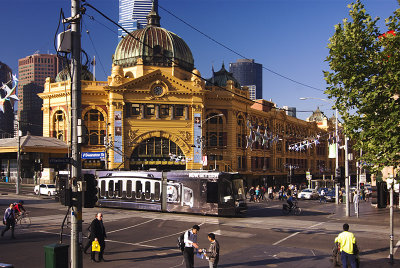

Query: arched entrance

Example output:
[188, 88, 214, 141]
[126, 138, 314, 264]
[130, 137, 186, 171]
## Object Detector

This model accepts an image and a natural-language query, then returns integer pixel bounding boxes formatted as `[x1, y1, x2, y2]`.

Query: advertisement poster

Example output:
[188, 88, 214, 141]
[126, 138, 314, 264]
[193, 113, 202, 164]
[114, 111, 123, 163]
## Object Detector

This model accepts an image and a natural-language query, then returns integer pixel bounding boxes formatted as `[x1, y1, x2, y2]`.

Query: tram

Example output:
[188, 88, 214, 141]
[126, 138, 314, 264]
[94, 170, 246, 216]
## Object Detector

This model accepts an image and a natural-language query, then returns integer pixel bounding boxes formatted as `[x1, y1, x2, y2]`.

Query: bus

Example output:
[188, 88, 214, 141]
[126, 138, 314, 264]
[95, 170, 246, 216]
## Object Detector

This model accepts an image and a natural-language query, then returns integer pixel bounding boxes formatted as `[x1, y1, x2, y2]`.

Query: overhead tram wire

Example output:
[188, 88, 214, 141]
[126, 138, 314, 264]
[158, 4, 324, 93]
[81, 1, 314, 114]
[82, 20, 108, 78]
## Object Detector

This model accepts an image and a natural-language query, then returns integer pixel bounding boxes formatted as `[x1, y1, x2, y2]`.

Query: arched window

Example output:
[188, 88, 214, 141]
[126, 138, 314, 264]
[205, 113, 225, 148]
[53, 110, 66, 141]
[131, 137, 184, 161]
[83, 109, 106, 145]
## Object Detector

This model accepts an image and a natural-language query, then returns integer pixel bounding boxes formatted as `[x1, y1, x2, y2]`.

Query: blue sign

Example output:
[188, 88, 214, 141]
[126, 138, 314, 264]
[81, 152, 106, 159]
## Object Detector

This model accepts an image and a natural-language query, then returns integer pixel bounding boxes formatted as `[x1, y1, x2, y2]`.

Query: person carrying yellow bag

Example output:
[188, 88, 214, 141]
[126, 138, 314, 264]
[84, 213, 107, 262]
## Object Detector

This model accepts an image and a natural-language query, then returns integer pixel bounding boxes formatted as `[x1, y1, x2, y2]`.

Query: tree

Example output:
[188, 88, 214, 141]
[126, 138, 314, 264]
[324, 0, 400, 171]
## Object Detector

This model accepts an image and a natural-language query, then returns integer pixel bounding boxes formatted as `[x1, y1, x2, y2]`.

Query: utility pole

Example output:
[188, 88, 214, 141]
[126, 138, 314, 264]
[345, 136, 350, 217]
[70, 0, 83, 267]
[16, 119, 21, 195]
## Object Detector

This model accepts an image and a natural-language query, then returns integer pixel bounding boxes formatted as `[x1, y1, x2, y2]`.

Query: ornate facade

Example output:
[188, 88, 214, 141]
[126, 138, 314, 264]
[39, 7, 335, 184]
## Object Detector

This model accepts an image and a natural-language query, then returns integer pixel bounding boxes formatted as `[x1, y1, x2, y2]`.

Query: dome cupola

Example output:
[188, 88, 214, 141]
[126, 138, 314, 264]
[113, 5, 194, 72]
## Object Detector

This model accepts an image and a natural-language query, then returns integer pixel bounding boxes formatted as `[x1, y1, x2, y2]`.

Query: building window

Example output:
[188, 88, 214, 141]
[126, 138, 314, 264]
[84, 109, 106, 145]
[146, 104, 155, 116]
[174, 105, 184, 117]
[160, 104, 169, 116]
[131, 104, 140, 116]
[53, 110, 66, 141]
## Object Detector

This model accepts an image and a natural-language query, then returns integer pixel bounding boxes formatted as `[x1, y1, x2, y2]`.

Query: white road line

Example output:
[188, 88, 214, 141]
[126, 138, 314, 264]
[107, 219, 156, 234]
[137, 222, 206, 245]
[272, 221, 325, 246]
[272, 231, 300, 246]
[387, 239, 400, 259]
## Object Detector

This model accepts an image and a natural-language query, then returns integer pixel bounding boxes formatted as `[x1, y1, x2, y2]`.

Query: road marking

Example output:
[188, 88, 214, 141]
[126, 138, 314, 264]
[272, 221, 325, 245]
[387, 239, 400, 259]
[212, 229, 255, 239]
[272, 231, 300, 245]
[107, 219, 155, 234]
[136, 222, 206, 245]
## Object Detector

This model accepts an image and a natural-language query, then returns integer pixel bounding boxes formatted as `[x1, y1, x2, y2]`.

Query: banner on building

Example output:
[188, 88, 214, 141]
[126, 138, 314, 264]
[114, 111, 123, 163]
[193, 113, 202, 164]
[328, 143, 336, 159]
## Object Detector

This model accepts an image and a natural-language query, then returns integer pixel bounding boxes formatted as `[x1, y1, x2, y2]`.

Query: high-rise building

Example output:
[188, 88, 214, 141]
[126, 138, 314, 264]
[118, 0, 157, 40]
[18, 53, 62, 135]
[229, 59, 263, 100]
[0, 61, 15, 138]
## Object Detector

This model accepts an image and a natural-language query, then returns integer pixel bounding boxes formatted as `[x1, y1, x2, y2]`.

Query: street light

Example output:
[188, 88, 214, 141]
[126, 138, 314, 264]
[300, 97, 350, 216]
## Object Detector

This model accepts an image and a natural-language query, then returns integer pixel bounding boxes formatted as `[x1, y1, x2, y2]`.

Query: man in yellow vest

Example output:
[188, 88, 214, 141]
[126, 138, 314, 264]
[335, 223, 357, 268]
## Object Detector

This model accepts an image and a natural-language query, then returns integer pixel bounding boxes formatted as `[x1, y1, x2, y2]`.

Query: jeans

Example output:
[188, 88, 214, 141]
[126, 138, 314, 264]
[341, 251, 357, 268]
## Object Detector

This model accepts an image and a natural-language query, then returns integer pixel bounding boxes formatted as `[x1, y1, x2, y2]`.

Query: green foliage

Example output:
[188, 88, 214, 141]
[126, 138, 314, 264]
[324, 0, 400, 171]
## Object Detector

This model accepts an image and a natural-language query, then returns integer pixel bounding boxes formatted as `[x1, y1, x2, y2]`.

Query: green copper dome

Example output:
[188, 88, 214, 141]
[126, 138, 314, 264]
[55, 66, 93, 82]
[113, 8, 194, 72]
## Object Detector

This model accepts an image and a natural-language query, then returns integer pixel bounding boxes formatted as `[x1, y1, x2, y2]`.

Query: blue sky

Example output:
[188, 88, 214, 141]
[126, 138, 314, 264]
[1, 0, 398, 120]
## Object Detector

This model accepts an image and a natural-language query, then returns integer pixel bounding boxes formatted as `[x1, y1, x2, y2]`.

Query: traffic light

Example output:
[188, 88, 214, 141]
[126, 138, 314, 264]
[84, 174, 98, 208]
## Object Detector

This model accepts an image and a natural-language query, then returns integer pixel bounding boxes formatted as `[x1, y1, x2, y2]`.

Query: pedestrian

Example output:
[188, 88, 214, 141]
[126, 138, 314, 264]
[249, 187, 255, 202]
[255, 186, 260, 202]
[84, 213, 107, 262]
[353, 191, 359, 214]
[202, 233, 220, 268]
[320, 189, 326, 203]
[335, 223, 358, 268]
[1, 203, 15, 239]
[183, 224, 200, 268]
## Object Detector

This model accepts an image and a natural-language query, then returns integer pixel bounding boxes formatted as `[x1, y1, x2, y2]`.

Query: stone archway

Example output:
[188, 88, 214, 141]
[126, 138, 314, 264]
[128, 131, 190, 171]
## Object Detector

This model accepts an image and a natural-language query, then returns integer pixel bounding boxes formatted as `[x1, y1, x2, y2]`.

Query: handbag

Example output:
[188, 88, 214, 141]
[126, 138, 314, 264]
[92, 240, 101, 252]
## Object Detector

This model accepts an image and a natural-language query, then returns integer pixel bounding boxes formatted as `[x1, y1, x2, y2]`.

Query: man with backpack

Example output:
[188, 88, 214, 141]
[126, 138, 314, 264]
[182, 225, 200, 268]
[1, 203, 16, 239]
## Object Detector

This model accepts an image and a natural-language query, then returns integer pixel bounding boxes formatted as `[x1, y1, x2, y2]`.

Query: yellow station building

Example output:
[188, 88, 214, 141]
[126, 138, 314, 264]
[39, 8, 342, 185]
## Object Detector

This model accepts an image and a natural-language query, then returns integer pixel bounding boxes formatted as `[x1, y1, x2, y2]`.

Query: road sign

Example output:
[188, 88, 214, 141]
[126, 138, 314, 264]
[49, 158, 71, 164]
[81, 152, 105, 159]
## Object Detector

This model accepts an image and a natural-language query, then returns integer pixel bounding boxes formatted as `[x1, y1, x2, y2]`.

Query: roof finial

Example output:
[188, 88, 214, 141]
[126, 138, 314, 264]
[146, 0, 160, 27]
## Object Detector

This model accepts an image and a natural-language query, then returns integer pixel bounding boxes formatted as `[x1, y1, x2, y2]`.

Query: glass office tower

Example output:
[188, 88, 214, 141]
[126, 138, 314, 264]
[118, 0, 157, 40]
[229, 59, 263, 100]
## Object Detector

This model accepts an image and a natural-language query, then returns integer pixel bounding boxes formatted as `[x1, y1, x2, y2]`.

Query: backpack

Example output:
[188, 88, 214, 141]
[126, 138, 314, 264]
[177, 231, 186, 253]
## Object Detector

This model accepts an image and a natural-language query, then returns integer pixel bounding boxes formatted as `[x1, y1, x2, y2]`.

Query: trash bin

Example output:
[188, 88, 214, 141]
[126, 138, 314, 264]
[44, 243, 69, 268]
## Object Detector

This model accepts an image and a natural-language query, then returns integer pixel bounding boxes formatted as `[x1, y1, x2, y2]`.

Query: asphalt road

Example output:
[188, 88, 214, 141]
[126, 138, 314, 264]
[0, 186, 400, 268]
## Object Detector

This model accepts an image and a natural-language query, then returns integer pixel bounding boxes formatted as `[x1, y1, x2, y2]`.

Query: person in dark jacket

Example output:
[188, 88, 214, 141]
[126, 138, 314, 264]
[1, 203, 15, 239]
[84, 213, 107, 262]
[203, 233, 220, 268]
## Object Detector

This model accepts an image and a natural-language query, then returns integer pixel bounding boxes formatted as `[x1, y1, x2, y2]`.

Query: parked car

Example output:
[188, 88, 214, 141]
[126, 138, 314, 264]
[325, 190, 336, 202]
[34, 184, 57, 196]
[298, 188, 319, 200]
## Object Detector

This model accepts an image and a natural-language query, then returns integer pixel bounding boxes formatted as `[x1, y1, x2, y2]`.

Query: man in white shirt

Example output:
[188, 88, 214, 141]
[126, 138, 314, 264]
[183, 225, 200, 268]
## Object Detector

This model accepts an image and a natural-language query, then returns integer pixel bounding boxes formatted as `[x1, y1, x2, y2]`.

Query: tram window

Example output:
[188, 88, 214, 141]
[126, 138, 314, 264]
[108, 180, 114, 197]
[118, 180, 123, 197]
[100, 180, 106, 197]
[207, 182, 218, 203]
[136, 181, 142, 199]
[126, 180, 132, 198]
[154, 182, 160, 201]
[220, 180, 234, 203]
[145, 181, 151, 200]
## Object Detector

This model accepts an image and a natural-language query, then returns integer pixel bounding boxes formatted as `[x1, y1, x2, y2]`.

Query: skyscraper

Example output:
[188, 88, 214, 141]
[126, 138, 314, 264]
[18, 53, 62, 135]
[0, 61, 15, 138]
[229, 59, 263, 100]
[118, 0, 157, 40]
